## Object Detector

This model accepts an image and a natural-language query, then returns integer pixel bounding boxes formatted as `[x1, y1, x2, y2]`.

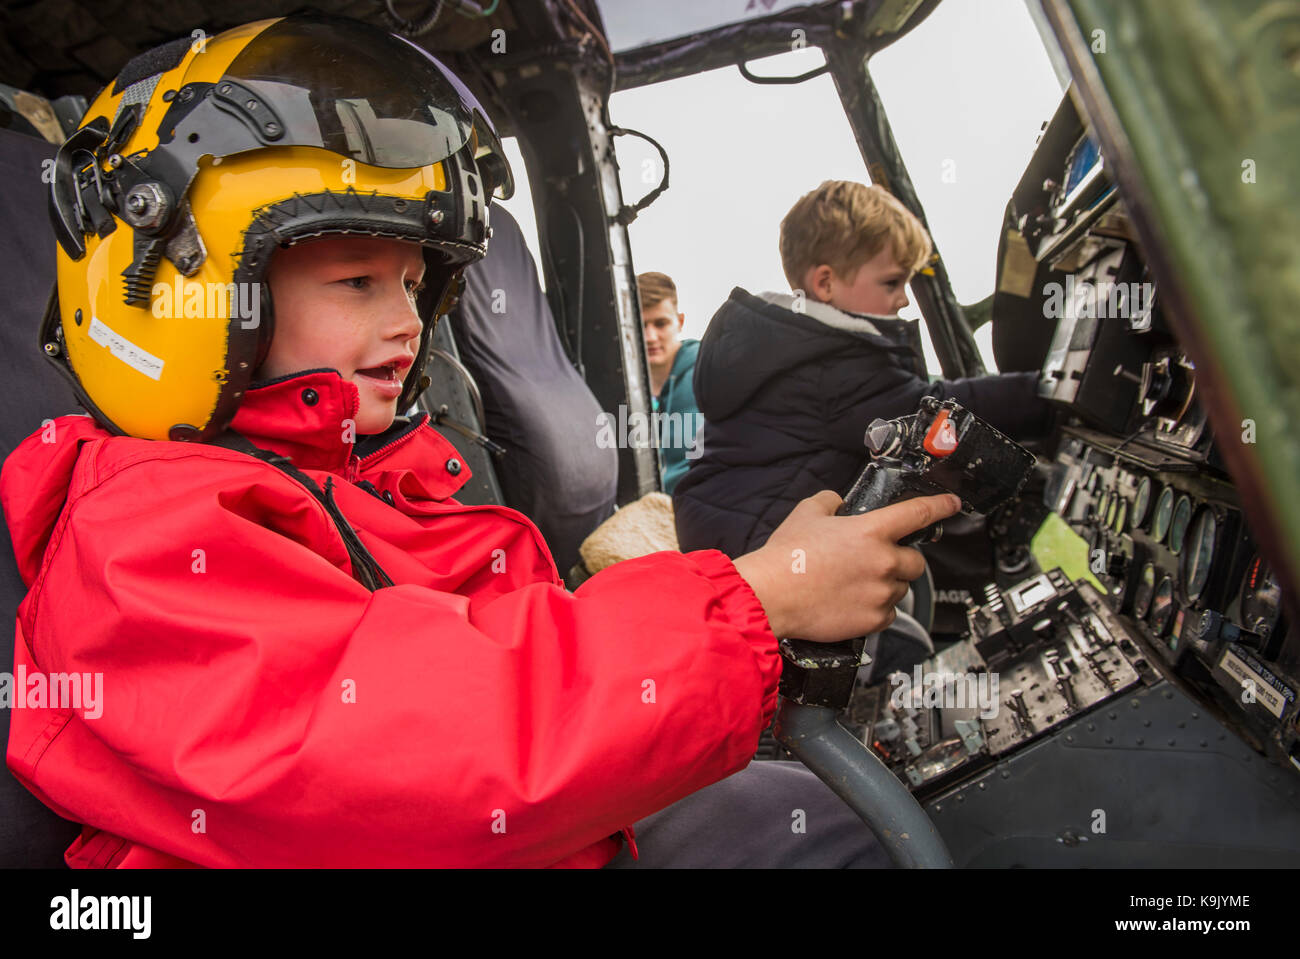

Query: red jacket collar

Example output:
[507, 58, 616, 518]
[228, 369, 473, 498]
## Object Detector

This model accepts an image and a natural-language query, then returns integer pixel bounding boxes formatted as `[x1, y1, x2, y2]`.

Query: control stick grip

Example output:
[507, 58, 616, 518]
[837, 461, 944, 546]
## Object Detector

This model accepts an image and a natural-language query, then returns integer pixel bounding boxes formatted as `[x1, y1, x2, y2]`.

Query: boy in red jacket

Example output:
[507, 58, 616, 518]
[0, 14, 956, 868]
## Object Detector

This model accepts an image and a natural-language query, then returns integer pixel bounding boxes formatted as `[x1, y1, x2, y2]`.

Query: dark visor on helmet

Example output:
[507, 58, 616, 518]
[150, 14, 513, 195]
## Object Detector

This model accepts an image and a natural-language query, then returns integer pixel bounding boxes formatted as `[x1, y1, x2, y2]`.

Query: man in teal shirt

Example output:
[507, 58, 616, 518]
[639, 272, 702, 494]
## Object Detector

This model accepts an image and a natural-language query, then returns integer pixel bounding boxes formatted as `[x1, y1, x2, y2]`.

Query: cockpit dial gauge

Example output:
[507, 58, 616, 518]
[1134, 562, 1157, 620]
[1169, 495, 1193, 555]
[1152, 487, 1175, 543]
[1181, 507, 1218, 603]
[1240, 553, 1284, 640]
[1149, 575, 1176, 637]
[1131, 476, 1152, 529]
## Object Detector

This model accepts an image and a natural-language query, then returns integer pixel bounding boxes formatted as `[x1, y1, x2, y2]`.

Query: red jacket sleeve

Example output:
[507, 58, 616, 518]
[17, 452, 781, 867]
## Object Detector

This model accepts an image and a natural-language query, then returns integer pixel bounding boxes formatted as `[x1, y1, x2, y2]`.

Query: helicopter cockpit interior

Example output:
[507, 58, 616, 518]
[0, 0, 1297, 870]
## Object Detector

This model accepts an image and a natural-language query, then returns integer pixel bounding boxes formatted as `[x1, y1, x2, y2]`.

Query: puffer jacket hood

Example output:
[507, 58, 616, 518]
[4, 414, 98, 590]
[694, 289, 900, 421]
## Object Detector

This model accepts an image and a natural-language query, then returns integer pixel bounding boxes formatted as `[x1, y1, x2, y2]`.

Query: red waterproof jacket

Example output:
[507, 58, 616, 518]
[0, 369, 782, 867]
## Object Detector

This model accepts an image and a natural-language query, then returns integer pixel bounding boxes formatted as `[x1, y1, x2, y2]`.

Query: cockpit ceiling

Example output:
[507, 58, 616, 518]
[0, 0, 604, 97]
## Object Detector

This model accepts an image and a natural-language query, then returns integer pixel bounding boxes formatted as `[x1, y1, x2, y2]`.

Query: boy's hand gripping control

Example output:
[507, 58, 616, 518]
[779, 396, 1036, 709]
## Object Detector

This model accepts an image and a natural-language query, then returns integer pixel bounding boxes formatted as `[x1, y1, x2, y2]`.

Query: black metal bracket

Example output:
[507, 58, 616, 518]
[737, 60, 829, 85]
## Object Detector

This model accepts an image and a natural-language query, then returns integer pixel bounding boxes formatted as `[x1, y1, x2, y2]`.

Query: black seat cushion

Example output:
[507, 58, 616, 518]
[448, 207, 617, 573]
[0, 127, 83, 866]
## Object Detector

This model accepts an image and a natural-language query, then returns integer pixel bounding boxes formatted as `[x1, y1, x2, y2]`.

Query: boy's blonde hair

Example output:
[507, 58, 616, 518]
[779, 181, 932, 290]
[637, 271, 679, 311]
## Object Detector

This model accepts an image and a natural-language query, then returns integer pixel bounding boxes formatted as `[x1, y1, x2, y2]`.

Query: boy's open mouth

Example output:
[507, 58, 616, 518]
[354, 360, 408, 400]
[355, 362, 399, 382]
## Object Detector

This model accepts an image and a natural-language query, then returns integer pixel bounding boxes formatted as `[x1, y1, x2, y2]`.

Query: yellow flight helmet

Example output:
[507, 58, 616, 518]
[41, 13, 514, 441]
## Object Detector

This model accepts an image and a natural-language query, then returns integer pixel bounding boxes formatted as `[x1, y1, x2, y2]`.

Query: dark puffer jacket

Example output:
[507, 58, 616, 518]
[673, 288, 1052, 557]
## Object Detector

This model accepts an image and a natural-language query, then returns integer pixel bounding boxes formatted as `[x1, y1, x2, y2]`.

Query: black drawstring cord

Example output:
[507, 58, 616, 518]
[210, 430, 395, 591]
[319, 476, 394, 590]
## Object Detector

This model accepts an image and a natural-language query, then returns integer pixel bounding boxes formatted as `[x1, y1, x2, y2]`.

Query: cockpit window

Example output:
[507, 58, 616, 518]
[609, 45, 859, 341]
[868, 0, 1067, 370]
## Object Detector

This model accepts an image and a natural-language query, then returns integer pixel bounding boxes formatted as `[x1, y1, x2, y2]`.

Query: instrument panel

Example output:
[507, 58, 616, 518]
[855, 86, 1300, 805]
[1009, 89, 1300, 776]
[1042, 391, 1299, 770]
[1051, 435, 1266, 659]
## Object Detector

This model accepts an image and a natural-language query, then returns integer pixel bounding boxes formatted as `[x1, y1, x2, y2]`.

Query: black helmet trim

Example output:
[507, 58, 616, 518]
[38, 286, 129, 438]
[49, 116, 114, 261]
[469, 108, 515, 201]
[235, 187, 488, 269]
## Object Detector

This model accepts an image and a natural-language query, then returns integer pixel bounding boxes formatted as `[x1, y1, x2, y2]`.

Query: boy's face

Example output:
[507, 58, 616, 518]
[806, 248, 913, 317]
[642, 298, 684, 373]
[261, 236, 427, 435]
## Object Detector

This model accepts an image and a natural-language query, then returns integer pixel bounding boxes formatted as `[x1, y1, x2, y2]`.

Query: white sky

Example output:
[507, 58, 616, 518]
[494, 0, 1068, 374]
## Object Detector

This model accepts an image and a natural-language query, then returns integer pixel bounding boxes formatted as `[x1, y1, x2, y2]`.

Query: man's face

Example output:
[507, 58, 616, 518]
[261, 236, 427, 435]
[642, 298, 684, 372]
[819, 248, 913, 317]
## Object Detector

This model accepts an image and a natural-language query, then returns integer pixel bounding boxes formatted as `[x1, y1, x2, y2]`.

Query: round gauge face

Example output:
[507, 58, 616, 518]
[1114, 500, 1128, 535]
[1169, 495, 1193, 554]
[1240, 554, 1283, 639]
[1152, 487, 1175, 543]
[1149, 575, 1176, 636]
[1133, 562, 1157, 619]
[1132, 476, 1152, 529]
[1182, 508, 1218, 602]
[1105, 495, 1118, 530]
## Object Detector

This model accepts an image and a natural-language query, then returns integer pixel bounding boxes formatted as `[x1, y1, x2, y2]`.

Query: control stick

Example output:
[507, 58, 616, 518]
[775, 397, 1036, 868]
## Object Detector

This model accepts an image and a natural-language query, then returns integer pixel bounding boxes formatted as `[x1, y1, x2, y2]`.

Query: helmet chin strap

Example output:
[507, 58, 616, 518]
[251, 282, 276, 374]
[396, 257, 462, 411]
